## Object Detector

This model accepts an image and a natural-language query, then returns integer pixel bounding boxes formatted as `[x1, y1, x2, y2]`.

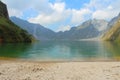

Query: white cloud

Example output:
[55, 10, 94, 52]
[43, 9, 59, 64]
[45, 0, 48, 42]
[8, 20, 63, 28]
[51, 2, 65, 13]
[92, 7, 119, 20]
[2, 0, 120, 31]
[92, 10, 110, 19]
[8, 9, 23, 17]
[29, 2, 92, 27]
[71, 8, 92, 25]
[30, 0, 53, 14]
[107, 5, 113, 10]
[85, 0, 120, 20]
[3, 0, 30, 17]
[85, 0, 112, 10]
[28, 12, 65, 25]
[3, 0, 52, 17]
[57, 25, 71, 32]
[28, 2, 71, 26]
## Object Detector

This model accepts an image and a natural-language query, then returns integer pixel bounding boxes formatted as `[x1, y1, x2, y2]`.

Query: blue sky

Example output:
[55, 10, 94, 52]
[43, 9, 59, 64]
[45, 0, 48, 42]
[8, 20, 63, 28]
[2, 0, 120, 32]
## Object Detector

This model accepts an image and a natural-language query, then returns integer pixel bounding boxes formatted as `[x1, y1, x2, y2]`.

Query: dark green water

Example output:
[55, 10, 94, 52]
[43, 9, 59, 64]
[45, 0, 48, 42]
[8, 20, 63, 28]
[0, 41, 120, 61]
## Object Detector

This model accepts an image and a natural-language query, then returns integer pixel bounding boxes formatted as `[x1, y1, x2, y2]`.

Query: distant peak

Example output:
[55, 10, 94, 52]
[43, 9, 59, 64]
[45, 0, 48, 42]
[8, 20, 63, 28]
[92, 18, 97, 21]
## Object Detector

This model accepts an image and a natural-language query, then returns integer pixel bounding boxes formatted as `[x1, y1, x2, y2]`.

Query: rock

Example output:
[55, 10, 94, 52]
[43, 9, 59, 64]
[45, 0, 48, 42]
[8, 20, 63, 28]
[0, 1, 9, 19]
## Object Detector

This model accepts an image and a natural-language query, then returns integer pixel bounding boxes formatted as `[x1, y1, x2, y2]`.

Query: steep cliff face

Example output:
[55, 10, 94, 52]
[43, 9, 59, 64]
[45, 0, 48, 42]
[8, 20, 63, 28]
[0, 1, 9, 19]
[0, 1, 33, 43]
[102, 14, 120, 43]
[102, 19, 120, 42]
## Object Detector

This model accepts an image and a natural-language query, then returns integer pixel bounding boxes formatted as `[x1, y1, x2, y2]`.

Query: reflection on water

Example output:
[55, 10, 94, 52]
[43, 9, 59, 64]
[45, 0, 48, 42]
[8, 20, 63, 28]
[0, 43, 31, 58]
[104, 42, 120, 60]
[0, 41, 120, 61]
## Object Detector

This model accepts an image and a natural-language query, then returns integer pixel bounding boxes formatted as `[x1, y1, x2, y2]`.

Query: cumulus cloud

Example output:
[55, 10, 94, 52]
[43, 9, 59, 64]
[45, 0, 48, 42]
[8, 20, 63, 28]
[51, 2, 65, 13]
[92, 10, 110, 19]
[28, 0, 120, 28]
[29, 2, 71, 26]
[85, 0, 120, 20]
[3, 0, 52, 17]
[3, 0, 120, 31]
[28, 2, 91, 27]
[71, 8, 92, 25]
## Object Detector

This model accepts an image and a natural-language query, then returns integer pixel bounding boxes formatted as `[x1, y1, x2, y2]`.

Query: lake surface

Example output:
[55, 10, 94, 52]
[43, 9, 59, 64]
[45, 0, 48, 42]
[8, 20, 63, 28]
[0, 41, 120, 61]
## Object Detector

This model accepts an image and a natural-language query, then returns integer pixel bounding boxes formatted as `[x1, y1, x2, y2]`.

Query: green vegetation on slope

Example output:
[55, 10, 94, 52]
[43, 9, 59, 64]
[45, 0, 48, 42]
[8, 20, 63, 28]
[0, 17, 33, 43]
[102, 18, 120, 43]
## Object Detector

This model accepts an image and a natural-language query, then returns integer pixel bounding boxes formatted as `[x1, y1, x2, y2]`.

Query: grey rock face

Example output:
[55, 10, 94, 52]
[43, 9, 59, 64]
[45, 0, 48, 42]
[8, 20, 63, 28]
[0, 1, 9, 19]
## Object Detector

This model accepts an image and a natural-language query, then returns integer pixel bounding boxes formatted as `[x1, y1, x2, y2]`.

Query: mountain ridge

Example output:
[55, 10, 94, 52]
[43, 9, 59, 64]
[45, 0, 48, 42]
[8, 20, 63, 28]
[0, 1, 33, 43]
[10, 17, 56, 41]
[102, 13, 120, 43]
[55, 19, 108, 40]
[11, 17, 108, 41]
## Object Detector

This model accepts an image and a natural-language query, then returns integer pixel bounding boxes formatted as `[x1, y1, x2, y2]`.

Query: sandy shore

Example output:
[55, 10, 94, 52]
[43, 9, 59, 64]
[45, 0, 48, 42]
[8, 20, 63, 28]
[0, 60, 120, 80]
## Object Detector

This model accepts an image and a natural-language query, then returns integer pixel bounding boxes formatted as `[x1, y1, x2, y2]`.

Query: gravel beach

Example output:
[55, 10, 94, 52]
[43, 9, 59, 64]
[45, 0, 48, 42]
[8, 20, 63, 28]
[0, 60, 120, 80]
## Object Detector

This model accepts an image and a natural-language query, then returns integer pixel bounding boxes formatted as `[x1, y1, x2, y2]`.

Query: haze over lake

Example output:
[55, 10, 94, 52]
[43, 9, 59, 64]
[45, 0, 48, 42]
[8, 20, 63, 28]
[0, 41, 120, 61]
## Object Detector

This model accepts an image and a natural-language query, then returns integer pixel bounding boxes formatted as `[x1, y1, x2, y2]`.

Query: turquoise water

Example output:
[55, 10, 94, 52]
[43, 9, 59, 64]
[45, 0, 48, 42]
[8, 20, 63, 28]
[0, 41, 120, 61]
